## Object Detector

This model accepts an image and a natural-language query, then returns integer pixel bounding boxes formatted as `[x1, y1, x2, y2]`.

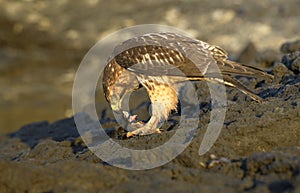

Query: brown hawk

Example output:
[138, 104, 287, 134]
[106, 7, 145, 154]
[102, 32, 273, 137]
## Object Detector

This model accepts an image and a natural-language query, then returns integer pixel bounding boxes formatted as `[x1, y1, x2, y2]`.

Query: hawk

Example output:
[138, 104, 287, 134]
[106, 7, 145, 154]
[102, 32, 273, 137]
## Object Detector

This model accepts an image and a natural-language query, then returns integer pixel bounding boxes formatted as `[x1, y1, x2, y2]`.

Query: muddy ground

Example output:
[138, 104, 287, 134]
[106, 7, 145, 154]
[0, 0, 300, 193]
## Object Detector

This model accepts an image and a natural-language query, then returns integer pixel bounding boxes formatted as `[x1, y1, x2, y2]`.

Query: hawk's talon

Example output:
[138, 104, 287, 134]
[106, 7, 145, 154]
[126, 132, 134, 138]
[126, 121, 144, 132]
[126, 125, 161, 137]
[126, 129, 160, 138]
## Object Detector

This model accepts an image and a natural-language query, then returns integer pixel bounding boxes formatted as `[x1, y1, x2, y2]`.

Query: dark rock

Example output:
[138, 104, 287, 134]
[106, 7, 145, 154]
[269, 180, 294, 193]
[281, 51, 300, 74]
[272, 63, 293, 82]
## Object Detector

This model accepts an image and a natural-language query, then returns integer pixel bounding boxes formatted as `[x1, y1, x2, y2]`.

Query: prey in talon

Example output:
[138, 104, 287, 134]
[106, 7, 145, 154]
[102, 32, 273, 137]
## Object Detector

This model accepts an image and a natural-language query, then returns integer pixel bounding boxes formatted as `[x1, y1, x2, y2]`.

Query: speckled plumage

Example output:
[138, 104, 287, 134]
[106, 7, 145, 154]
[102, 32, 273, 136]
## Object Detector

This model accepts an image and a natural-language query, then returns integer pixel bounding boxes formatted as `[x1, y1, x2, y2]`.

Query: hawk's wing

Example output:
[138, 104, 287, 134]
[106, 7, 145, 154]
[110, 32, 273, 81]
[110, 32, 213, 77]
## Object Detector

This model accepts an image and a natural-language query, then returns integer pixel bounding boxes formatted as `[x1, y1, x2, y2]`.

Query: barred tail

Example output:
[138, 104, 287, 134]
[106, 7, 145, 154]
[219, 60, 274, 81]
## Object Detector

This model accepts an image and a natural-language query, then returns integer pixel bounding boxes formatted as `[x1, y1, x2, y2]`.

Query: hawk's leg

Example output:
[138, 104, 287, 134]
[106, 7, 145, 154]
[126, 101, 166, 136]
[126, 83, 178, 137]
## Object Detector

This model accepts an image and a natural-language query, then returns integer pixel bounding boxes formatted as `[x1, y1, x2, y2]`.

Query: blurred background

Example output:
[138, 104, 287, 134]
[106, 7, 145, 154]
[0, 0, 299, 134]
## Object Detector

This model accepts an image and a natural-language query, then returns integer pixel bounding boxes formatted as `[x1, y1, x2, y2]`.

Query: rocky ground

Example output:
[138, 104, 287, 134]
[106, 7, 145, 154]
[0, 0, 300, 193]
